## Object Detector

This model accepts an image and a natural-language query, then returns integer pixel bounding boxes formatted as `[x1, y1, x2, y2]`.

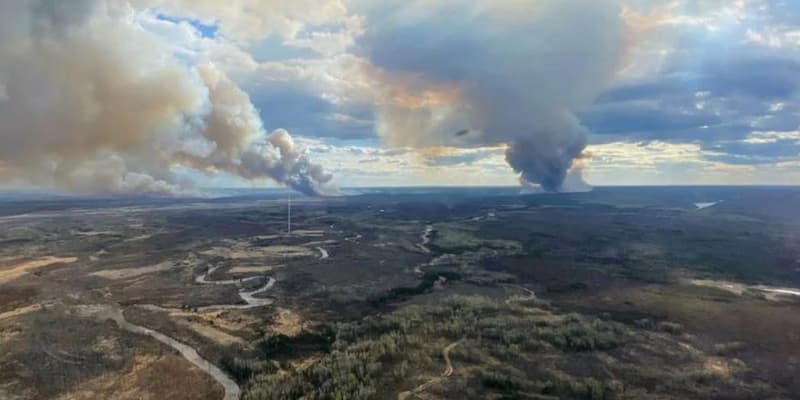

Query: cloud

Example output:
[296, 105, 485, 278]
[423, 148, 504, 167]
[705, 140, 800, 165]
[134, 1, 373, 142]
[579, 101, 722, 134]
[132, 0, 352, 44]
[602, 58, 800, 104]
[579, 1, 800, 170]
[246, 75, 374, 139]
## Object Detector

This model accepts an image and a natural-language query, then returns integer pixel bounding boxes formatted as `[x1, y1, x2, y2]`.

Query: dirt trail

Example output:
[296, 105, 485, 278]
[503, 284, 537, 305]
[417, 225, 433, 254]
[397, 339, 462, 400]
[412, 225, 435, 274]
[442, 340, 461, 377]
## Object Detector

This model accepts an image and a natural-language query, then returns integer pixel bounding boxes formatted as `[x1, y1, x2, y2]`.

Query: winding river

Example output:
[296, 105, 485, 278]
[117, 263, 280, 399]
[115, 312, 241, 400]
[89, 240, 333, 398]
[417, 225, 433, 254]
[76, 305, 241, 400]
[197, 277, 277, 311]
[194, 264, 277, 311]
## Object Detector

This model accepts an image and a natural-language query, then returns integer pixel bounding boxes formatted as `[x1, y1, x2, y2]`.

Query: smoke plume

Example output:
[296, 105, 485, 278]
[358, 0, 629, 191]
[0, 0, 335, 195]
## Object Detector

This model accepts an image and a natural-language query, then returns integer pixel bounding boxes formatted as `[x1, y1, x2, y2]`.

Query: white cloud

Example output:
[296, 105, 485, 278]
[133, 0, 351, 43]
[742, 130, 800, 144]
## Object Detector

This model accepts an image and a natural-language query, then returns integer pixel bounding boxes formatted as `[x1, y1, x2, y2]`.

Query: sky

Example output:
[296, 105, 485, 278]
[1, 0, 799, 195]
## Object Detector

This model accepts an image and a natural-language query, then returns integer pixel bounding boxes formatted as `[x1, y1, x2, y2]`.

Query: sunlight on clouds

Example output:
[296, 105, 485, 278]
[582, 140, 800, 185]
[745, 28, 800, 49]
[295, 140, 517, 187]
[134, 0, 352, 44]
[742, 130, 800, 144]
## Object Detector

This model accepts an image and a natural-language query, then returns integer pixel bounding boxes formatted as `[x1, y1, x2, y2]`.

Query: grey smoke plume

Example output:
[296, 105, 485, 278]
[0, 0, 335, 195]
[358, 0, 629, 191]
[177, 65, 334, 196]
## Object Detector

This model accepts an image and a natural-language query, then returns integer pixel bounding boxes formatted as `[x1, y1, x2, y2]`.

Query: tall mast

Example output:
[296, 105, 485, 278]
[287, 192, 291, 235]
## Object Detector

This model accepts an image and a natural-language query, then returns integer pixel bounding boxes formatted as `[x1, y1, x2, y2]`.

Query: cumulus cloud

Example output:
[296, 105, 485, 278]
[578, 101, 722, 135]
[0, 0, 335, 195]
[582, 0, 800, 169]
[132, 0, 353, 44]
[423, 148, 505, 167]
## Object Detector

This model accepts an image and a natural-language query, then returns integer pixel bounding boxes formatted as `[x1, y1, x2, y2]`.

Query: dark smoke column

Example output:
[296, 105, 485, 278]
[356, 0, 628, 191]
[505, 124, 589, 192]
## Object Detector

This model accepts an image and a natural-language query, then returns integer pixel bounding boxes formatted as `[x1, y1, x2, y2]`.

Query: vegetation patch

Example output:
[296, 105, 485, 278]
[242, 295, 773, 400]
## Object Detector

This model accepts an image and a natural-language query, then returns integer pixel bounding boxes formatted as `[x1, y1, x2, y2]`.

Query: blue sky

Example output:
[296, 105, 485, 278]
[1, 1, 799, 194]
